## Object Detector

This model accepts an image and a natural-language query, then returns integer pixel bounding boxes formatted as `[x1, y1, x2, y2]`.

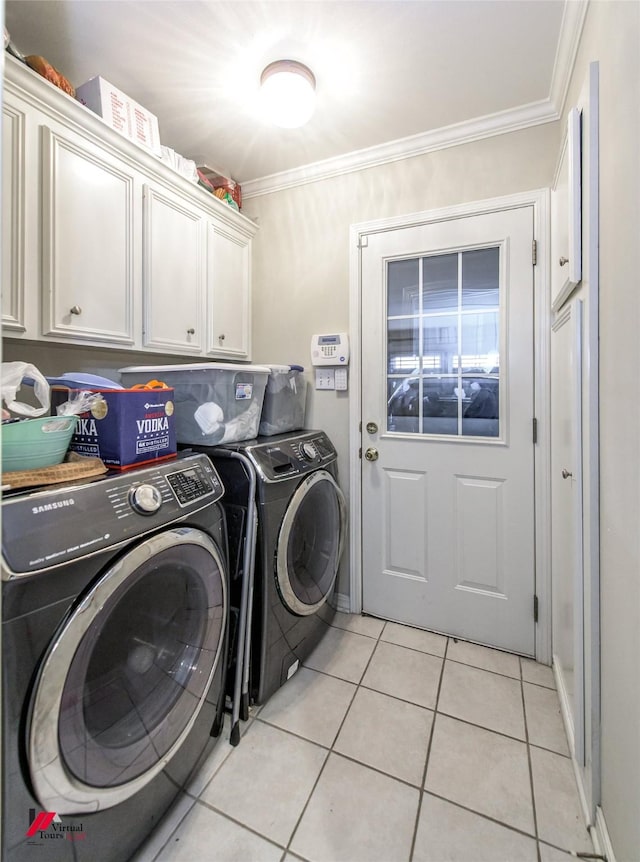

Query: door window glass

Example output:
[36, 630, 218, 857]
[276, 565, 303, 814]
[387, 247, 500, 438]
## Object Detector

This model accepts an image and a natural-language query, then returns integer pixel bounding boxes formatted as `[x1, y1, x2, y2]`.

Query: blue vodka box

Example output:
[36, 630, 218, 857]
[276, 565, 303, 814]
[51, 387, 177, 470]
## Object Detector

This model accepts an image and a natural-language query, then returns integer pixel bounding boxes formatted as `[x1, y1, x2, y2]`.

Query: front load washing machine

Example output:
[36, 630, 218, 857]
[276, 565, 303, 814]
[2, 454, 229, 862]
[193, 430, 347, 706]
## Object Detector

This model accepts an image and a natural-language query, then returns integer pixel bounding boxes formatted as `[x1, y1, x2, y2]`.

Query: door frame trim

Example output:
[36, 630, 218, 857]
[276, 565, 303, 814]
[348, 188, 552, 662]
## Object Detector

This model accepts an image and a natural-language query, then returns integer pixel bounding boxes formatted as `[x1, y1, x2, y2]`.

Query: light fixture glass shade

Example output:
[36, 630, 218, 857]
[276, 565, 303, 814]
[260, 60, 316, 129]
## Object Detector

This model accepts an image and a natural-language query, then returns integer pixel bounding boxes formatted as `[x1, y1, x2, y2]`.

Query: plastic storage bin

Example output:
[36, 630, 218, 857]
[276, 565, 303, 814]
[119, 363, 270, 445]
[258, 365, 307, 436]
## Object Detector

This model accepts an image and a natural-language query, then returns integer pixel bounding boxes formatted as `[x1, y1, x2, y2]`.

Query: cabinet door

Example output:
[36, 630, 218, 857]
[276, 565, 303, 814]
[206, 221, 251, 359]
[143, 184, 205, 353]
[41, 126, 136, 345]
[2, 102, 27, 334]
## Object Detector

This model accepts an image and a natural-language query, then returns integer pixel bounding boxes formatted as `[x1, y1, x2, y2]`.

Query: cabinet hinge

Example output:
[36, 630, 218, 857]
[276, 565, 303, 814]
[532, 417, 538, 444]
[533, 594, 539, 623]
[358, 234, 369, 249]
[532, 239, 537, 266]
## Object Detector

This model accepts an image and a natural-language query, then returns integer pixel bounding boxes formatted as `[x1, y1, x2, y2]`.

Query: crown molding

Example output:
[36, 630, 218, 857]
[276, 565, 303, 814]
[242, 0, 588, 200]
[549, 0, 590, 119]
[242, 99, 558, 199]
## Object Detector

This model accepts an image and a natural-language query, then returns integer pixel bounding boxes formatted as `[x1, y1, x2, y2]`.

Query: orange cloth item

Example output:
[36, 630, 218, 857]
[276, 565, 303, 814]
[25, 55, 75, 97]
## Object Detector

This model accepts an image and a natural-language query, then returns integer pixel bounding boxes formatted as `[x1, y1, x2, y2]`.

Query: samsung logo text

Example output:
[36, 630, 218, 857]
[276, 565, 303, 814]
[32, 499, 76, 514]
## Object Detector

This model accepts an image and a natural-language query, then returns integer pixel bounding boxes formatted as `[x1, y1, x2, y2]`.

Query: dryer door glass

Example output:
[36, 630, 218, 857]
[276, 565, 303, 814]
[29, 528, 227, 807]
[277, 471, 346, 616]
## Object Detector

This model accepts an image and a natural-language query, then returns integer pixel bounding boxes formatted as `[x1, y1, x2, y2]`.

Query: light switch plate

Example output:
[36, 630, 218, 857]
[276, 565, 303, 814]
[315, 368, 335, 390]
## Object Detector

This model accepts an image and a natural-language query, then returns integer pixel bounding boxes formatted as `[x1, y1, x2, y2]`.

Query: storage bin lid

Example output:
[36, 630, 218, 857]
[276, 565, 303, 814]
[119, 362, 271, 374]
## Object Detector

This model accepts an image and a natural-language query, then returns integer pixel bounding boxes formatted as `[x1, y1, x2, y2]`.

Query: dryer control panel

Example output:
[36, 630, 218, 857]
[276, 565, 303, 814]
[246, 431, 337, 483]
[1, 454, 224, 577]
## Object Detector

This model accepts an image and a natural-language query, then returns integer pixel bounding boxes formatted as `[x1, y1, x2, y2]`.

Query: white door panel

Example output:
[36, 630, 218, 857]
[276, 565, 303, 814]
[551, 298, 584, 761]
[361, 207, 535, 654]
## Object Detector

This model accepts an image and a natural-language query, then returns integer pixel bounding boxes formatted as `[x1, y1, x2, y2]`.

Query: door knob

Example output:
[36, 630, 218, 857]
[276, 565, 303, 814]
[364, 447, 379, 462]
[69, 305, 82, 315]
[561, 468, 573, 479]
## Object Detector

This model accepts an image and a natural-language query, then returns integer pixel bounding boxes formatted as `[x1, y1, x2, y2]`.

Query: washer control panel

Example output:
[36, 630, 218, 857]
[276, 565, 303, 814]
[166, 461, 221, 506]
[1, 454, 224, 577]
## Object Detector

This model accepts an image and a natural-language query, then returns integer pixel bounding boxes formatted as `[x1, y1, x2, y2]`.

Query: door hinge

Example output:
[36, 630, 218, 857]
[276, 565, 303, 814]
[533, 594, 539, 623]
[532, 239, 537, 266]
[358, 447, 362, 459]
[532, 417, 538, 444]
[358, 234, 369, 249]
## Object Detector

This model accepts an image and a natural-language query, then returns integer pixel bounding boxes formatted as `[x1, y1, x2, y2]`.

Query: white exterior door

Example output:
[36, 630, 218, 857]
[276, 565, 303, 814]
[361, 206, 536, 655]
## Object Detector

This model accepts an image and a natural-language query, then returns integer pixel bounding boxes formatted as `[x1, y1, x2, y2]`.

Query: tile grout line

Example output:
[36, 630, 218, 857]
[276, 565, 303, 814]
[408, 635, 450, 862]
[280, 616, 388, 859]
[301, 662, 568, 757]
[187, 796, 289, 854]
[146, 793, 198, 862]
[520, 655, 543, 862]
[146, 712, 245, 861]
[184, 715, 254, 801]
[423, 789, 541, 843]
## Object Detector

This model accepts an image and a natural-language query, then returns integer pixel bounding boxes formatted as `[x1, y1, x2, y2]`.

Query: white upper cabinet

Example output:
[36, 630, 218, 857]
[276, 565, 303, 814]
[142, 183, 205, 353]
[41, 125, 137, 345]
[206, 221, 252, 359]
[2, 97, 28, 335]
[2, 55, 258, 358]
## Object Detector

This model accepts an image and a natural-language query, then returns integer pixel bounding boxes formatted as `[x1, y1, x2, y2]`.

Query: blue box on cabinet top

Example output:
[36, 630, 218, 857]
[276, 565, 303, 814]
[51, 386, 177, 470]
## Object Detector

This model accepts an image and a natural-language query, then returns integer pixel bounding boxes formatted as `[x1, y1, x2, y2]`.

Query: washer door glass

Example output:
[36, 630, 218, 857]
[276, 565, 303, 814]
[276, 471, 346, 616]
[29, 527, 227, 812]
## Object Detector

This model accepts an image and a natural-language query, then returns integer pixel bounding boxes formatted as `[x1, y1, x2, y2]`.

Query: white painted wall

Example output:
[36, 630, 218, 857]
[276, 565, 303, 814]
[245, 122, 558, 596]
[559, 2, 640, 858]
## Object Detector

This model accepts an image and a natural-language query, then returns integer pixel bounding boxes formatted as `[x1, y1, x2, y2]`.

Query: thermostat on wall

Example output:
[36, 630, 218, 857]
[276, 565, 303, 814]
[310, 333, 350, 366]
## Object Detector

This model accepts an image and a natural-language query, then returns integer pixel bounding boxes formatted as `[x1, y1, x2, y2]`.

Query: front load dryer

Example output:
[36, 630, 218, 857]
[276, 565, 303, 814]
[1, 454, 229, 862]
[198, 430, 347, 706]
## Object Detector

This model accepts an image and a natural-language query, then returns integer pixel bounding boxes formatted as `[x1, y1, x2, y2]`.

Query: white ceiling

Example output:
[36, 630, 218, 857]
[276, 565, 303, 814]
[4, 1, 579, 195]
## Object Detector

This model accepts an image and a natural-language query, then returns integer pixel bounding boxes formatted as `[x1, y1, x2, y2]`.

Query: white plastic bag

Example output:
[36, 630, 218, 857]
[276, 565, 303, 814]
[1, 362, 50, 417]
[160, 146, 198, 183]
[56, 389, 106, 416]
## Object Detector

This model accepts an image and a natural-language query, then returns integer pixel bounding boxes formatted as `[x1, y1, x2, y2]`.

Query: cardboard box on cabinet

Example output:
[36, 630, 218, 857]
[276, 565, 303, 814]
[76, 76, 162, 156]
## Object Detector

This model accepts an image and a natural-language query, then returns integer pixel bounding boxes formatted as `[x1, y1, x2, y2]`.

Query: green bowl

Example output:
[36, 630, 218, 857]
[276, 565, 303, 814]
[2, 415, 78, 472]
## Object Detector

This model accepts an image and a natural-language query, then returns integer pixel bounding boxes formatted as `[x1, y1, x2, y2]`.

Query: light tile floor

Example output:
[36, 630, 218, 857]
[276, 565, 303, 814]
[133, 613, 593, 862]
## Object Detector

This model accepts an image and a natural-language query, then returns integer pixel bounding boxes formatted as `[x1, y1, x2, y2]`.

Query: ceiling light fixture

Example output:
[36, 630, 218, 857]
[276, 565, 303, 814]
[260, 59, 316, 129]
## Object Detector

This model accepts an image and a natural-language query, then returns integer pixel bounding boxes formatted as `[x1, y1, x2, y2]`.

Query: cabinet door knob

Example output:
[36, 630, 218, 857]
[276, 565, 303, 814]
[70, 305, 82, 315]
[562, 468, 573, 479]
[559, 256, 569, 266]
[218, 333, 226, 342]
[187, 328, 195, 335]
